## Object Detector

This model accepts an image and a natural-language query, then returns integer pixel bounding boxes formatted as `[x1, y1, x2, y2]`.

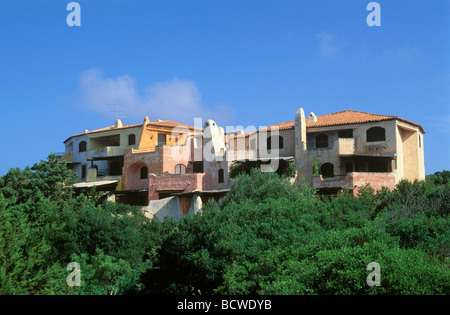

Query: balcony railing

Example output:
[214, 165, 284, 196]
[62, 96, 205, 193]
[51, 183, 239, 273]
[91, 146, 124, 157]
[131, 146, 157, 154]
[307, 141, 334, 150]
[312, 172, 396, 191]
[307, 138, 357, 154]
[338, 138, 356, 155]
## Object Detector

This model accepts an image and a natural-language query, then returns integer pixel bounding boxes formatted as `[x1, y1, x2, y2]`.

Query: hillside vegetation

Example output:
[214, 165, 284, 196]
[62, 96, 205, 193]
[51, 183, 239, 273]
[0, 154, 449, 295]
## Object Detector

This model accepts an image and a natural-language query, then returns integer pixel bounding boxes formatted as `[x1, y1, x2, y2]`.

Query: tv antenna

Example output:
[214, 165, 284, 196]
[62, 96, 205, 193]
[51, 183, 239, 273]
[108, 104, 127, 120]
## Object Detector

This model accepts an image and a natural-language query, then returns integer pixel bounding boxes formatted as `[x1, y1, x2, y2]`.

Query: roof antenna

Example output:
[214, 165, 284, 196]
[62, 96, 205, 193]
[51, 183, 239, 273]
[108, 104, 127, 121]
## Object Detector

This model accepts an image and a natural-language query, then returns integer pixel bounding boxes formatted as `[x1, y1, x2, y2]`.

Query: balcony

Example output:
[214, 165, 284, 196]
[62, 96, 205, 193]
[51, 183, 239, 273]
[90, 146, 124, 159]
[338, 138, 356, 155]
[307, 138, 356, 154]
[312, 174, 347, 189]
[60, 151, 74, 163]
[307, 140, 334, 150]
[86, 167, 122, 185]
[312, 172, 396, 194]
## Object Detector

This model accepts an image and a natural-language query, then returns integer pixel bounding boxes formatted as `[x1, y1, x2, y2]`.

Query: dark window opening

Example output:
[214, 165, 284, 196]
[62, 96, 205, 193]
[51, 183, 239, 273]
[128, 134, 136, 146]
[315, 134, 328, 148]
[367, 159, 389, 172]
[81, 165, 86, 179]
[320, 163, 334, 178]
[140, 166, 148, 179]
[366, 127, 386, 142]
[109, 161, 122, 176]
[267, 135, 283, 150]
[338, 129, 353, 138]
[79, 141, 87, 152]
[192, 162, 203, 173]
[218, 169, 224, 183]
[345, 163, 353, 174]
[419, 134, 422, 148]
[158, 192, 173, 199]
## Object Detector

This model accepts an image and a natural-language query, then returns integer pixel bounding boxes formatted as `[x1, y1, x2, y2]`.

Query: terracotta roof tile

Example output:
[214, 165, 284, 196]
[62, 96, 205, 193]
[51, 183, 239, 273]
[64, 123, 143, 143]
[233, 109, 425, 138]
[265, 110, 425, 133]
[146, 120, 202, 131]
[64, 119, 202, 143]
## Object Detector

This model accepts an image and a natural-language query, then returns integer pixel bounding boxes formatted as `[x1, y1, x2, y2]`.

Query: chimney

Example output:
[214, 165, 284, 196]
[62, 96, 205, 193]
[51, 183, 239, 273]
[115, 119, 123, 128]
[308, 112, 318, 122]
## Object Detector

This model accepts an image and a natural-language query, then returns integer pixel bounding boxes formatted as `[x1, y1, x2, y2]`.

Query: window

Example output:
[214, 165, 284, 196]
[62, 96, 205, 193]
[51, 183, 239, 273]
[79, 141, 87, 152]
[338, 129, 353, 138]
[128, 134, 136, 146]
[218, 169, 224, 183]
[315, 134, 328, 148]
[320, 163, 334, 178]
[366, 127, 386, 142]
[175, 164, 186, 174]
[267, 135, 284, 150]
[140, 167, 148, 179]
[81, 165, 86, 179]
[368, 159, 389, 172]
[158, 133, 166, 146]
[419, 134, 422, 148]
[109, 161, 122, 176]
[192, 162, 203, 173]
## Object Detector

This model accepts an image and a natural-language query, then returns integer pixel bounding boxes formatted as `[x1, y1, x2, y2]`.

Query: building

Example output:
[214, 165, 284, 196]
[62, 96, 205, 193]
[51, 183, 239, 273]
[61, 119, 145, 191]
[228, 108, 425, 196]
[61, 107, 425, 218]
[61, 117, 230, 218]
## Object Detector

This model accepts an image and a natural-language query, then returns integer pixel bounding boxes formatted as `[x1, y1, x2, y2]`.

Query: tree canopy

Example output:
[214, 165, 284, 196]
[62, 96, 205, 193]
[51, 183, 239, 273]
[0, 155, 448, 295]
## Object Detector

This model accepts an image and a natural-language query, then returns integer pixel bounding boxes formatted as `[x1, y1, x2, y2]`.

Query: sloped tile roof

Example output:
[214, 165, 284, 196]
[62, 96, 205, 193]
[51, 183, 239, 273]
[264, 110, 425, 133]
[64, 119, 201, 143]
[64, 123, 144, 143]
[146, 120, 202, 131]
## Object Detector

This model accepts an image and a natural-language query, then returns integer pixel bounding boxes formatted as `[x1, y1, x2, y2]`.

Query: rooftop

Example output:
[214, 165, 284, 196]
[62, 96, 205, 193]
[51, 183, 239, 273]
[236, 109, 425, 137]
[64, 118, 201, 143]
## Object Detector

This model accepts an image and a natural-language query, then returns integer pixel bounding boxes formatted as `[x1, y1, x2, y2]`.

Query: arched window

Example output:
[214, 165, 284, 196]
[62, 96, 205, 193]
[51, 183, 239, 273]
[140, 166, 148, 179]
[128, 134, 136, 146]
[175, 164, 186, 174]
[320, 163, 334, 178]
[218, 169, 224, 183]
[315, 134, 328, 148]
[79, 141, 87, 152]
[267, 135, 284, 150]
[366, 127, 386, 142]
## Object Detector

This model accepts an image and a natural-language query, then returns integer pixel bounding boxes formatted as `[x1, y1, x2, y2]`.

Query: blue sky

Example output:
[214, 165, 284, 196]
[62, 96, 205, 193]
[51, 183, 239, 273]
[0, 0, 449, 175]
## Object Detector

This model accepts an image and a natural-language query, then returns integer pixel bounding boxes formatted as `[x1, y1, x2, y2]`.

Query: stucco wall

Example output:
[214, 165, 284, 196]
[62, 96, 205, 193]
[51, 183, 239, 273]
[312, 172, 396, 195]
[297, 120, 399, 183]
[147, 173, 204, 201]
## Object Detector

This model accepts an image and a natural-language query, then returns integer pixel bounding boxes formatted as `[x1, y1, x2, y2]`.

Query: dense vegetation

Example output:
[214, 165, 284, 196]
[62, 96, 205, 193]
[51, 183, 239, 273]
[0, 154, 449, 294]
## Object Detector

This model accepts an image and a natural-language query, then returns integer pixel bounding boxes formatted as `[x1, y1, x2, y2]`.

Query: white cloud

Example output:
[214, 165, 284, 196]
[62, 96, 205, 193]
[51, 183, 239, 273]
[74, 68, 235, 126]
[316, 31, 346, 58]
